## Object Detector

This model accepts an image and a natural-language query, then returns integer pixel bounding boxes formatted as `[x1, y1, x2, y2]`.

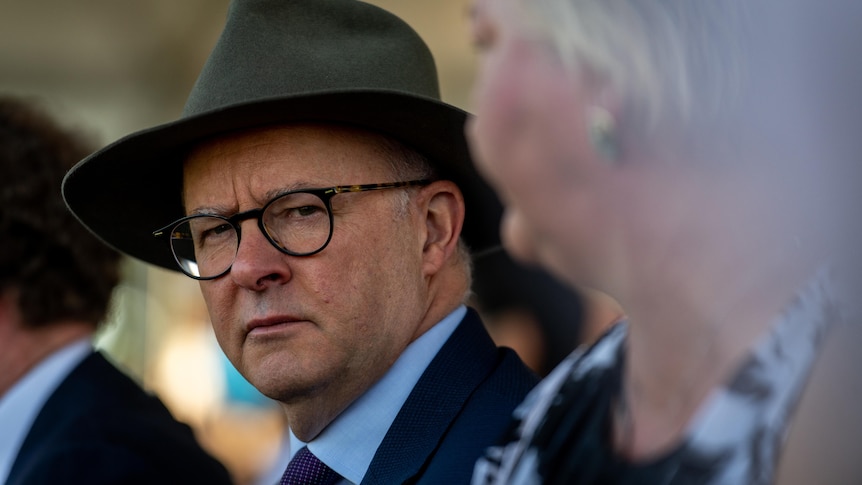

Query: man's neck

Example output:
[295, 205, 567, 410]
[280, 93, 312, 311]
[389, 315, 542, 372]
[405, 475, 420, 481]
[281, 294, 465, 443]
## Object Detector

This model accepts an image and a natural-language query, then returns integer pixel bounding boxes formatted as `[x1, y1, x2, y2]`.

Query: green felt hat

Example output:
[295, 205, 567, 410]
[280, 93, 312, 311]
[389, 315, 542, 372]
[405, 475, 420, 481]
[62, 0, 502, 272]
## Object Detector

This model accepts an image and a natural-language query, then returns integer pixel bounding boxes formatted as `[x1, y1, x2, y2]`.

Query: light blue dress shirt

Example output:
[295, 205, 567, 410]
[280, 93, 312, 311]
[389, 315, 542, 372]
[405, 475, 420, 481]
[0, 338, 92, 483]
[285, 305, 467, 485]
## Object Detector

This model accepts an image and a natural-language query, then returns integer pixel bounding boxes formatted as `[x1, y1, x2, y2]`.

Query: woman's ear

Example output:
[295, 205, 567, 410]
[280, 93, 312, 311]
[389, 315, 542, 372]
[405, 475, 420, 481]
[585, 82, 624, 164]
[418, 180, 465, 276]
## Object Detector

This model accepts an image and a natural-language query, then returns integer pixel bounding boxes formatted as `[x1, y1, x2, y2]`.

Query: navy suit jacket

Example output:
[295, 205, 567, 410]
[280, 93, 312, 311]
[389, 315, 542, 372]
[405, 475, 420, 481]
[7, 351, 233, 485]
[361, 308, 539, 484]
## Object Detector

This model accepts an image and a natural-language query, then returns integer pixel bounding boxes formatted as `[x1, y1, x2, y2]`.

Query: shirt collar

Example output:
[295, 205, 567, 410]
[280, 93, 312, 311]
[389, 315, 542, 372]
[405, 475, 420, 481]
[0, 338, 92, 483]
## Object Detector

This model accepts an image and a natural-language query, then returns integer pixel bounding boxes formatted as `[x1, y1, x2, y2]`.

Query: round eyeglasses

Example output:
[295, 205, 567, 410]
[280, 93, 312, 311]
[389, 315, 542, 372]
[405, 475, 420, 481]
[153, 179, 431, 280]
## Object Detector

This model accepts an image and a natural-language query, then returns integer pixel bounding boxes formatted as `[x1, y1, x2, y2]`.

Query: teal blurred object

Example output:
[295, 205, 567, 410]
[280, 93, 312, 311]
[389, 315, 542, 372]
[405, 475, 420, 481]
[219, 351, 276, 408]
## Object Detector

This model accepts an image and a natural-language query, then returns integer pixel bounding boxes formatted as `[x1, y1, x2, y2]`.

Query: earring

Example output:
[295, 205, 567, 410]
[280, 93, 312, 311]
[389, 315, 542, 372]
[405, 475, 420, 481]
[588, 106, 619, 162]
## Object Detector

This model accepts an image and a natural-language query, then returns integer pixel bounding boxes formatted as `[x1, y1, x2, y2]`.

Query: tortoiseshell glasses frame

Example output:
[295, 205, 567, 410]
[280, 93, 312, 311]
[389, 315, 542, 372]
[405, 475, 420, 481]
[153, 179, 431, 280]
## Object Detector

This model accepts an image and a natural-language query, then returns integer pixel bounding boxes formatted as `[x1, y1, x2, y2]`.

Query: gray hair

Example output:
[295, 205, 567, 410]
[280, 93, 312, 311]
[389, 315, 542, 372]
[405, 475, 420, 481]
[375, 134, 437, 215]
[506, 0, 752, 133]
[375, 134, 473, 298]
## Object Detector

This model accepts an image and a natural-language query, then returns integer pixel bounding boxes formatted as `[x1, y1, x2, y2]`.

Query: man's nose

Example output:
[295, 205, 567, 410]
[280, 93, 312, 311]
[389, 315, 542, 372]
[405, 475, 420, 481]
[228, 220, 292, 291]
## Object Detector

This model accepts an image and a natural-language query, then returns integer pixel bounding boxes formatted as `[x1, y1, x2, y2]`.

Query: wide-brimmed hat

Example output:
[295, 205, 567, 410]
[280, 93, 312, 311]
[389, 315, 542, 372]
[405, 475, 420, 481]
[62, 0, 502, 272]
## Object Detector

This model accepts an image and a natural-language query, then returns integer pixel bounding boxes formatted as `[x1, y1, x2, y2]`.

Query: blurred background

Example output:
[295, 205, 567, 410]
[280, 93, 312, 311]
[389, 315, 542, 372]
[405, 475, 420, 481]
[0, 1, 585, 483]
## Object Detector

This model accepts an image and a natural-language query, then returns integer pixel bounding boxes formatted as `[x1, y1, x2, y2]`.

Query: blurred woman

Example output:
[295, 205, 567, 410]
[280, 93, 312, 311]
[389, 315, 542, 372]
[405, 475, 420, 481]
[467, 0, 862, 483]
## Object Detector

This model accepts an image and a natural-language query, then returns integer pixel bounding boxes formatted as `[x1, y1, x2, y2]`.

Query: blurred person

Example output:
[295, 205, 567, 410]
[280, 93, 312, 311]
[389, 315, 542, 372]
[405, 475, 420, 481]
[472, 250, 623, 376]
[467, 0, 862, 483]
[61, 1, 538, 484]
[0, 95, 232, 484]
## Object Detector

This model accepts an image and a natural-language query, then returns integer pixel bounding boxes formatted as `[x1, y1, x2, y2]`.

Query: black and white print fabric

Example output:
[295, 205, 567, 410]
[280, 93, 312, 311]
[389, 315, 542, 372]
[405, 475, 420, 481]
[473, 268, 840, 485]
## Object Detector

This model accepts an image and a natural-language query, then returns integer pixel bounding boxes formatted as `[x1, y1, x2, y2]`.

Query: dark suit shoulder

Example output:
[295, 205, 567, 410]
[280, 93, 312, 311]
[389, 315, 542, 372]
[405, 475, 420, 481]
[364, 308, 538, 484]
[416, 347, 538, 484]
[8, 352, 233, 485]
[479, 346, 543, 401]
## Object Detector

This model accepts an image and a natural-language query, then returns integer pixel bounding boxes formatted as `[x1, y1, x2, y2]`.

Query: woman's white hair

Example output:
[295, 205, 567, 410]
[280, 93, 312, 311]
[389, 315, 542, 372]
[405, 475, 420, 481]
[507, 0, 752, 132]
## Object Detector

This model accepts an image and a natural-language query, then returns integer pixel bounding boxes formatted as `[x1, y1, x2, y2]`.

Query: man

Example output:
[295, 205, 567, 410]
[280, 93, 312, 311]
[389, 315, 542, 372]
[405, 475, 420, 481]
[0, 96, 233, 484]
[62, 1, 538, 484]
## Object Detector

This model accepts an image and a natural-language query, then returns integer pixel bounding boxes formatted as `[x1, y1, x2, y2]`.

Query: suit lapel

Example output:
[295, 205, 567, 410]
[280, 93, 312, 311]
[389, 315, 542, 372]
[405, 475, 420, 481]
[361, 308, 498, 484]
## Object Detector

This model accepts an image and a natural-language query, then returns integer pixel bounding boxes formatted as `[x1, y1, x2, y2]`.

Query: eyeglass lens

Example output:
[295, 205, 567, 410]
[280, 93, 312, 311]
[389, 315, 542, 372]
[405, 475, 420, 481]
[169, 191, 332, 279]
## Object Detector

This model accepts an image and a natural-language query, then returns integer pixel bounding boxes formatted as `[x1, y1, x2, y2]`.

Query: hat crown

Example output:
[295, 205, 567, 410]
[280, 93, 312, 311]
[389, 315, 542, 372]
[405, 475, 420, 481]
[62, 0, 502, 272]
[184, 0, 441, 117]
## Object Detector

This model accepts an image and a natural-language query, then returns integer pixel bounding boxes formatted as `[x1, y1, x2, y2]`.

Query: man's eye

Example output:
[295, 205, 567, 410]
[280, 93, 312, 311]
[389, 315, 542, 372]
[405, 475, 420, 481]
[211, 223, 233, 234]
[294, 205, 321, 217]
[199, 223, 233, 241]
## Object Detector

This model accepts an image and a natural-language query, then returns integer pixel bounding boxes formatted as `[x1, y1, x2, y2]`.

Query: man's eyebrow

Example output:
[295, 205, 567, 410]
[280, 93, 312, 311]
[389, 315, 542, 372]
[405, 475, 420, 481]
[186, 204, 236, 217]
[261, 185, 293, 202]
[262, 181, 321, 201]
[186, 181, 323, 216]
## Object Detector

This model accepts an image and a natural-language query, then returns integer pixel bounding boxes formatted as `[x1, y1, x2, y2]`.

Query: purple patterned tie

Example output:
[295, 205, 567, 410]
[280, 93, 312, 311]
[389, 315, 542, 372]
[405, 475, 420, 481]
[280, 446, 342, 485]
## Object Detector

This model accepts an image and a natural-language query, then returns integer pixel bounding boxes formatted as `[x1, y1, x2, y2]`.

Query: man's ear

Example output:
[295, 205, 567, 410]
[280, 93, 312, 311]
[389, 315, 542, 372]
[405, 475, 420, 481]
[418, 180, 465, 276]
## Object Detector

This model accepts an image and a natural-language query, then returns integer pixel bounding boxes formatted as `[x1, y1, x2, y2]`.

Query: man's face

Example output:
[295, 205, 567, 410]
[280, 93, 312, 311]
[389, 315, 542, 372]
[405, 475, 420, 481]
[183, 124, 430, 411]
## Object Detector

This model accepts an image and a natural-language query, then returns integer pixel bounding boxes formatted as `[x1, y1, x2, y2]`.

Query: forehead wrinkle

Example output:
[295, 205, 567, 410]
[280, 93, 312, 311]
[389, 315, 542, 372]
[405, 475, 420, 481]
[185, 160, 327, 217]
[183, 138, 279, 213]
[183, 123, 396, 217]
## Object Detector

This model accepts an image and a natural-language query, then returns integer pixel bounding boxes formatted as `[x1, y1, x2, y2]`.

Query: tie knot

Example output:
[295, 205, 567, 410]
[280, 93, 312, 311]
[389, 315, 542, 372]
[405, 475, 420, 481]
[280, 446, 342, 485]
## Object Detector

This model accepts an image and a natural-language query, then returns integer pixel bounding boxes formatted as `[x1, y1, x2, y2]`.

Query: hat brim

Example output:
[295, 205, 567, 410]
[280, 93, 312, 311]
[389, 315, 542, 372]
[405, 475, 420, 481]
[63, 90, 503, 272]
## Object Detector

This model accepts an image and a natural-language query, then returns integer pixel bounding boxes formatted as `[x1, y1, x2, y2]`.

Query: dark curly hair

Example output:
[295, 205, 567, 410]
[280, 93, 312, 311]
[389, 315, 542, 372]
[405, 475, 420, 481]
[0, 95, 121, 329]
